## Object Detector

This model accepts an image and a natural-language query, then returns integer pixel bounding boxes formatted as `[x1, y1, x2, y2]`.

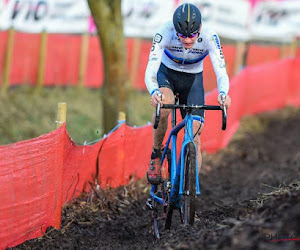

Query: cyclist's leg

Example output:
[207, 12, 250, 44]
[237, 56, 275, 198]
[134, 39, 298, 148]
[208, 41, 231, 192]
[147, 64, 175, 184]
[152, 87, 174, 150]
[153, 63, 175, 152]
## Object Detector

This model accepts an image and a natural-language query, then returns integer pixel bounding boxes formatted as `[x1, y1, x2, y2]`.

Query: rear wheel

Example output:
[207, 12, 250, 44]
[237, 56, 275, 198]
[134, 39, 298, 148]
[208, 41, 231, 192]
[182, 142, 196, 226]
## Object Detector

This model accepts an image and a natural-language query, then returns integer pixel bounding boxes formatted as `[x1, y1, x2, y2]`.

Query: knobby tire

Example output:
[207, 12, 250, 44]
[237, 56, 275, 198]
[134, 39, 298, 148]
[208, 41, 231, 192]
[152, 184, 166, 239]
[182, 142, 196, 226]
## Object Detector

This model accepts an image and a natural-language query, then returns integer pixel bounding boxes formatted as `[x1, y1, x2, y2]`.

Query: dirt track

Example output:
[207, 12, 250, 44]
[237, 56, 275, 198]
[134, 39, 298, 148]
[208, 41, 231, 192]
[12, 107, 300, 250]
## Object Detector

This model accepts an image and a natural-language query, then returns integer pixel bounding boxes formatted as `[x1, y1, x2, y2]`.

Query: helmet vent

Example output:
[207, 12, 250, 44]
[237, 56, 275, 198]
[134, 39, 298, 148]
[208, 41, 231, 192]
[191, 22, 195, 31]
[184, 21, 188, 32]
[192, 10, 196, 19]
[178, 23, 183, 33]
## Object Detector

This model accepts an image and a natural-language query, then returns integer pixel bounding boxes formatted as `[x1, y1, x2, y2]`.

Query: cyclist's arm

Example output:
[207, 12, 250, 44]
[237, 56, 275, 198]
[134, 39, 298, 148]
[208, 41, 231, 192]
[145, 29, 167, 96]
[207, 32, 230, 97]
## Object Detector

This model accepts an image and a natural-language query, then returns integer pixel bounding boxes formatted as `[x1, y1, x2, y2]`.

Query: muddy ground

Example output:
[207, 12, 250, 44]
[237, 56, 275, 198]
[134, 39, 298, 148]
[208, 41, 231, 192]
[13, 107, 300, 250]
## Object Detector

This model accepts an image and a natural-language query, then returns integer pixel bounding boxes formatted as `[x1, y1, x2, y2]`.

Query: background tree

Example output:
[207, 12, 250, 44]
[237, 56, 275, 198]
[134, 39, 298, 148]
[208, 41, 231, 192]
[87, 0, 129, 133]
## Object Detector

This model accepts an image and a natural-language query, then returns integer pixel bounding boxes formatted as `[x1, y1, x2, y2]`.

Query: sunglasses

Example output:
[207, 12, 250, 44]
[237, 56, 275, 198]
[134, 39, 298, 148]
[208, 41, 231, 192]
[177, 32, 199, 39]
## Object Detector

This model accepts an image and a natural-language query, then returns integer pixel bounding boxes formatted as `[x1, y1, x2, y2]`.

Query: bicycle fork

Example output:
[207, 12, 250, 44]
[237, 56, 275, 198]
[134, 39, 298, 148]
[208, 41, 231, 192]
[179, 117, 201, 196]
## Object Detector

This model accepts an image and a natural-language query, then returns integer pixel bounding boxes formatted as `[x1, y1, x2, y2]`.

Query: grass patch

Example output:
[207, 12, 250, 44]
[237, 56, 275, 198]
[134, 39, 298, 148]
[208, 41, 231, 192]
[2, 86, 298, 147]
[0, 86, 153, 146]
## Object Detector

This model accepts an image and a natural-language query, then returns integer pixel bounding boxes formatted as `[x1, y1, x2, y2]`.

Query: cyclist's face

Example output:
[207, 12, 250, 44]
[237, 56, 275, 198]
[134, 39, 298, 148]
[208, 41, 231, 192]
[178, 24, 202, 49]
[179, 35, 198, 49]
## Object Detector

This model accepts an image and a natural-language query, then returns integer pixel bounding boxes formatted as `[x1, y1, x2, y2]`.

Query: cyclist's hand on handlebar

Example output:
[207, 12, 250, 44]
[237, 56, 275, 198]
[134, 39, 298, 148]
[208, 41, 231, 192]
[218, 94, 231, 109]
[151, 90, 163, 107]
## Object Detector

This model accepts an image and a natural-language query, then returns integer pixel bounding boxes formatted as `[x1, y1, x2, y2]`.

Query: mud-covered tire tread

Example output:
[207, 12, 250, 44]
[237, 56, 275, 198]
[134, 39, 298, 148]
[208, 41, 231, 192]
[183, 142, 196, 226]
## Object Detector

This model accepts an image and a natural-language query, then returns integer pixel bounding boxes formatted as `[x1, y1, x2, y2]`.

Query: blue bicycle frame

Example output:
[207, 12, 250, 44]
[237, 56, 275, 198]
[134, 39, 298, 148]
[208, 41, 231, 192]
[150, 112, 201, 208]
[148, 100, 227, 239]
[149, 101, 226, 209]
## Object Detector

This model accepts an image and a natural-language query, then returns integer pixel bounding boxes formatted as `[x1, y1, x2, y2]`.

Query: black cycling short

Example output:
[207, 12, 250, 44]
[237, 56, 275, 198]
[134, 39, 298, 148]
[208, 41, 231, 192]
[157, 63, 205, 120]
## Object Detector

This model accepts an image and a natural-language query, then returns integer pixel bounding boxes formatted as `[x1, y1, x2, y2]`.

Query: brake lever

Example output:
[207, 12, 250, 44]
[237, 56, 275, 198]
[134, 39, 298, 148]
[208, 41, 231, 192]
[221, 94, 227, 130]
[221, 94, 227, 118]
[153, 92, 162, 129]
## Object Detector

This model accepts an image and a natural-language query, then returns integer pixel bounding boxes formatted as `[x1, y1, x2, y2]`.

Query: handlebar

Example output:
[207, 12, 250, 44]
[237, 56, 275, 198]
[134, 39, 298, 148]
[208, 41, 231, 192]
[153, 103, 227, 130]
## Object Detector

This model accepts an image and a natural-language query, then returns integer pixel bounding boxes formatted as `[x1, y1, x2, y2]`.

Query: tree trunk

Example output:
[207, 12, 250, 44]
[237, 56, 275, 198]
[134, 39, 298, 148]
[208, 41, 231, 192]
[87, 0, 128, 133]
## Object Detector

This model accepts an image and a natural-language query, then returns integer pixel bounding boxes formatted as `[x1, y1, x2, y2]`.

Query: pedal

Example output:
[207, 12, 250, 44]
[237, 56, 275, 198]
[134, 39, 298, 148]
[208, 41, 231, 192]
[183, 190, 190, 195]
[166, 181, 172, 192]
[146, 197, 154, 210]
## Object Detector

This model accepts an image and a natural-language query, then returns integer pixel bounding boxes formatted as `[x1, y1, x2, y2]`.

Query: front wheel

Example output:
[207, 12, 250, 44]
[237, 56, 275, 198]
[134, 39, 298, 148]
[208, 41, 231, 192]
[182, 142, 196, 226]
[152, 183, 167, 239]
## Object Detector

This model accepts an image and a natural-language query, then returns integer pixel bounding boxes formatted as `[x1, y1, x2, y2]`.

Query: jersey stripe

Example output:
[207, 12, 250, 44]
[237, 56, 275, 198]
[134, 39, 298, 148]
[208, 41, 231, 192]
[164, 49, 209, 65]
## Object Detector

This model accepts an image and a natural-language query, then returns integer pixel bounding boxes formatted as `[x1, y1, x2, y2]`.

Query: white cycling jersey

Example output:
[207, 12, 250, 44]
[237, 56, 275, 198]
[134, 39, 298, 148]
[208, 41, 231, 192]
[145, 21, 229, 96]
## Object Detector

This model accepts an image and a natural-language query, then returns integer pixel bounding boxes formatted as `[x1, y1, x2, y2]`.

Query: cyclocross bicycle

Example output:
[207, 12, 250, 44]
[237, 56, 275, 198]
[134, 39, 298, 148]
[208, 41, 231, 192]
[146, 95, 227, 239]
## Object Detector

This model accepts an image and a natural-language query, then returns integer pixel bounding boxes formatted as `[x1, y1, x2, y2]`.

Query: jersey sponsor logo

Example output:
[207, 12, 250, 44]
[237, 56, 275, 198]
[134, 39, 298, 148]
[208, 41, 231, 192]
[151, 33, 162, 51]
[171, 46, 183, 50]
[169, 48, 184, 53]
[213, 34, 221, 49]
[164, 49, 209, 64]
[168, 45, 184, 53]
[213, 34, 224, 59]
[154, 33, 162, 43]
[169, 46, 204, 54]
[190, 51, 204, 54]
[190, 48, 204, 53]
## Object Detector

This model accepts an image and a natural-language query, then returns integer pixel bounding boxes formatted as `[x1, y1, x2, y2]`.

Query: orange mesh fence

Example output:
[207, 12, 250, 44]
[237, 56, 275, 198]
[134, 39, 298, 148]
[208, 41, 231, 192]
[202, 57, 300, 153]
[0, 57, 300, 249]
[203, 44, 236, 92]
[10, 32, 41, 86]
[0, 125, 66, 248]
[96, 124, 153, 188]
[2, 31, 293, 89]
[61, 132, 103, 204]
[44, 34, 81, 86]
[247, 44, 281, 67]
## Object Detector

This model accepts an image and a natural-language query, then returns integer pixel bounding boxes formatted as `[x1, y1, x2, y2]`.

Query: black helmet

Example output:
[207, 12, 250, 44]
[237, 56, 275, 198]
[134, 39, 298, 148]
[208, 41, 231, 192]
[173, 3, 201, 36]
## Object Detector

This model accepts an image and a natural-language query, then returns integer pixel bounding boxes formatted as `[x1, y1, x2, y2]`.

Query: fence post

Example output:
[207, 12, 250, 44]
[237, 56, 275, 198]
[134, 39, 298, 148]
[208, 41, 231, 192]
[1, 27, 15, 95]
[129, 38, 141, 87]
[118, 111, 126, 122]
[280, 43, 289, 59]
[78, 33, 89, 88]
[36, 30, 47, 92]
[290, 38, 298, 58]
[234, 41, 246, 75]
[57, 102, 67, 128]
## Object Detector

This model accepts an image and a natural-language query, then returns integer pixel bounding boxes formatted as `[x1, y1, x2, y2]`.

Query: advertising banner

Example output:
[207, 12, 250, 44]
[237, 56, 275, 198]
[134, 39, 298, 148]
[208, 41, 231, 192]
[250, 0, 300, 42]
[0, 0, 90, 33]
[0, 0, 299, 42]
[123, 0, 251, 40]
[122, 0, 175, 38]
[194, 0, 251, 41]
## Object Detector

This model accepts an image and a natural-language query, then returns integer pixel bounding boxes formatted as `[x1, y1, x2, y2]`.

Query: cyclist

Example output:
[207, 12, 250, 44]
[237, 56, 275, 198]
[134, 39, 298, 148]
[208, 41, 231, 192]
[146, 3, 232, 185]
